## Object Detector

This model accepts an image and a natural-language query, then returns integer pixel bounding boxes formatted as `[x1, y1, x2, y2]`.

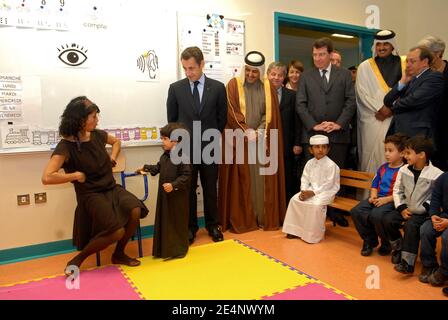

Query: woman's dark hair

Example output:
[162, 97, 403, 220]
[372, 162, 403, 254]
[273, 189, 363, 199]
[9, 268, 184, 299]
[384, 133, 409, 152]
[284, 59, 304, 86]
[59, 96, 100, 137]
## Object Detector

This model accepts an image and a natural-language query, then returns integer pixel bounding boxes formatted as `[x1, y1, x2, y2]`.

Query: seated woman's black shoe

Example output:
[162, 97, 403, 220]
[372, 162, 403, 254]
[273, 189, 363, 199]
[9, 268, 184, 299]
[286, 234, 299, 239]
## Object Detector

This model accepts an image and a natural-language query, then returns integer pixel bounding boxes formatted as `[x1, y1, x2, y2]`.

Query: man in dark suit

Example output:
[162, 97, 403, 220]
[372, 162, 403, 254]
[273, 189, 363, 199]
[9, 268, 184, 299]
[267, 62, 303, 203]
[296, 37, 356, 227]
[384, 46, 444, 139]
[167, 46, 227, 244]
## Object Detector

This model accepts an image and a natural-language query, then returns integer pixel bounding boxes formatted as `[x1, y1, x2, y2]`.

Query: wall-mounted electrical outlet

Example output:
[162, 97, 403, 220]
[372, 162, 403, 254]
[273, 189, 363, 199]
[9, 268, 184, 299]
[17, 194, 30, 206]
[34, 192, 47, 204]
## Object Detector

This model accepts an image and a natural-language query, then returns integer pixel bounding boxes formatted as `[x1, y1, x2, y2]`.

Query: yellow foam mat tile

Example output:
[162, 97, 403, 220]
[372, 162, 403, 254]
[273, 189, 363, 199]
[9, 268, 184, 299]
[120, 240, 312, 300]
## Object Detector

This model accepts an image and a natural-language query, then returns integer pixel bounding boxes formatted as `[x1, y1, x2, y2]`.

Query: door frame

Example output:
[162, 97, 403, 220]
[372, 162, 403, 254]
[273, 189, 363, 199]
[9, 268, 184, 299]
[274, 12, 378, 62]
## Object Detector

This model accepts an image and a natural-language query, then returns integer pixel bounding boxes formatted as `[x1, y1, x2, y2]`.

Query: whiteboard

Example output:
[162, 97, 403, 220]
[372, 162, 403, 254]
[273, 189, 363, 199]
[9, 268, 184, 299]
[0, 0, 178, 152]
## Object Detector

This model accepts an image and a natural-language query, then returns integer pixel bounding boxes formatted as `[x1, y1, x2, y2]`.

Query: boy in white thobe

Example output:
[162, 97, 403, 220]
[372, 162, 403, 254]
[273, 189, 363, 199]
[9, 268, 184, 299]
[282, 135, 340, 243]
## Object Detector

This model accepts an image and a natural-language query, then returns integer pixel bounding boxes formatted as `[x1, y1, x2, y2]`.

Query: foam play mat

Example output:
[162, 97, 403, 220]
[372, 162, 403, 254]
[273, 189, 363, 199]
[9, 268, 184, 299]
[0, 240, 354, 300]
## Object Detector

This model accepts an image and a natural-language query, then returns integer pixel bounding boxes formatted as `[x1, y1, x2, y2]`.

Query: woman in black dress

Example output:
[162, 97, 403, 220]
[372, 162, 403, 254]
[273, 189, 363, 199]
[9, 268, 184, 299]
[42, 96, 148, 274]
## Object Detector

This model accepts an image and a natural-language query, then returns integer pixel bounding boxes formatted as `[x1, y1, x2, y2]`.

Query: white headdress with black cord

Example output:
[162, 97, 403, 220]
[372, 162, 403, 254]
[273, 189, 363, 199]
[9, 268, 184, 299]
[372, 29, 400, 56]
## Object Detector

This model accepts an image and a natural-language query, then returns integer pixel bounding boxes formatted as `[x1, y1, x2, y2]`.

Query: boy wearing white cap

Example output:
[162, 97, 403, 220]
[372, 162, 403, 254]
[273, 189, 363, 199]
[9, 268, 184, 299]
[282, 135, 340, 243]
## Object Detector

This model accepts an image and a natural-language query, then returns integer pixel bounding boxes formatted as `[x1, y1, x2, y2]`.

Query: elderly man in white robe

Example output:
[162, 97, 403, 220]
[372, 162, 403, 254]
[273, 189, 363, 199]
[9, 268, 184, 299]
[282, 135, 340, 243]
[356, 30, 405, 174]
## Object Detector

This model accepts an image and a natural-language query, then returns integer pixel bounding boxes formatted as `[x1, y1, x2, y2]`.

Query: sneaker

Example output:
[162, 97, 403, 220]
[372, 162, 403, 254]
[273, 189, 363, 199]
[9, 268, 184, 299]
[429, 268, 448, 287]
[391, 250, 401, 264]
[419, 266, 437, 283]
[361, 242, 374, 256]
[378, 242, 392, 256]
[394, 260, 414, 274]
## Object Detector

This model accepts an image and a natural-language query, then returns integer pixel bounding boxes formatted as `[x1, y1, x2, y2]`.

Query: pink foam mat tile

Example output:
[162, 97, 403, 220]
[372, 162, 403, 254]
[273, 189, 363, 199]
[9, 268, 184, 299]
[262, 283, 349, 300]
[0, 265, 142, 300]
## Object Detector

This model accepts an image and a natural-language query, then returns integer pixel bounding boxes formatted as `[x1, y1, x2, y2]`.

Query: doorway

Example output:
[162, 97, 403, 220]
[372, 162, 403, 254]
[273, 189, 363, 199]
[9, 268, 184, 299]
[274, 12, 377, 68]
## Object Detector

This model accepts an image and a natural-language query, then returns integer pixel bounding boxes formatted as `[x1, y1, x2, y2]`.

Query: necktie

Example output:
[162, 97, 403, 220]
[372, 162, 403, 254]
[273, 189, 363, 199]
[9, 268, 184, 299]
[193, 80, 201, 113]
[321, 69, 328, 90]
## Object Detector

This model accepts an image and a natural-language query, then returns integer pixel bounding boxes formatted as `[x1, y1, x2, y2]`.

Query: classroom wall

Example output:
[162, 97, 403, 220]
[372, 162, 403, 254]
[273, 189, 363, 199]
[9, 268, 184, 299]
[1, 0, 447, 251]
[404, 0, 448, 58]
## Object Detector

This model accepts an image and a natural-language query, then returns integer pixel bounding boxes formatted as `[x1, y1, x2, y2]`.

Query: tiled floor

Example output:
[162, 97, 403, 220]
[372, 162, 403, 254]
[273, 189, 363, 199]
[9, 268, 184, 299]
[1, 218, 446, 300]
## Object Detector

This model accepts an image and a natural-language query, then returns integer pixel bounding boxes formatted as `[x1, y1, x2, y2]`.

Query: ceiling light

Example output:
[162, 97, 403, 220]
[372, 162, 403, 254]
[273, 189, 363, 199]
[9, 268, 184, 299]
[331, 33, 354, 39]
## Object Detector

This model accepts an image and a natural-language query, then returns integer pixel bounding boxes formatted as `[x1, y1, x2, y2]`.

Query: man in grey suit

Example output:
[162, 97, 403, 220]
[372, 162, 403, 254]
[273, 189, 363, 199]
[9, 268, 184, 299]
[167, 46, 227, 244]
[296, 37, 356, 226]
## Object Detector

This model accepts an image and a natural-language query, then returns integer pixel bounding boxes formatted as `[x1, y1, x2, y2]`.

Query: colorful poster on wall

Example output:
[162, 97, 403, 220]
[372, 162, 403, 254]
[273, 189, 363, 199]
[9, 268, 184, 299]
[177, 13, 245, 84]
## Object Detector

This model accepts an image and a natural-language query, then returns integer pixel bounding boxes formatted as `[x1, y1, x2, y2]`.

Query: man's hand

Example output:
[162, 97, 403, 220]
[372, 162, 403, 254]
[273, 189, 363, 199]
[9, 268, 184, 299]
[293, 145, 303, 155]
[163, 183, 173, 193]
[313, 123, 328, 132]
[400, 71, 413, 85]
[375, 105, 393, 121]
[313, 122, 341, 133]
[323, 122, 342, 133]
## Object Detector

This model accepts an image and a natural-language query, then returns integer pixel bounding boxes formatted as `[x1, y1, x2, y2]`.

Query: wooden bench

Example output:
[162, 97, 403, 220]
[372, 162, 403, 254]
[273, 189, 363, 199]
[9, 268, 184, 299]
[329, 169, 375, 212]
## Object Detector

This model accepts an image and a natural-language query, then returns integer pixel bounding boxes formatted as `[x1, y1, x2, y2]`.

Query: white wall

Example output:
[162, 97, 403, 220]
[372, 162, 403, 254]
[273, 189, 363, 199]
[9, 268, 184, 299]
[2, 0, 447, 250]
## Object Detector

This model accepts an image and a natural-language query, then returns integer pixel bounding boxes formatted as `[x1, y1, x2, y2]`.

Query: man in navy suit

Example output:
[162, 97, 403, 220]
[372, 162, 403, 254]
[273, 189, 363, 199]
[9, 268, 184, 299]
[167, 46, 227, 244]
[384, 46, 444, 139]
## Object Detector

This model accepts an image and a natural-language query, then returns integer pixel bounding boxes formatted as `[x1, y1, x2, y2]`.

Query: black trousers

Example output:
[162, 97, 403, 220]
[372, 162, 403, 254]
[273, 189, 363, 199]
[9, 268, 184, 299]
[383, 211, 428, 255]
[350, 200, 395, 246]
[189, 163, 218, 233]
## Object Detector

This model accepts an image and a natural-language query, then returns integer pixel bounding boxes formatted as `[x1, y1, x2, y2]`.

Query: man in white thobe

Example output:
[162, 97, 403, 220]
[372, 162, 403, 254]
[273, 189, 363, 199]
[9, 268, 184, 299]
[282, 135, 340, 243]
[357, 30, 405, 174]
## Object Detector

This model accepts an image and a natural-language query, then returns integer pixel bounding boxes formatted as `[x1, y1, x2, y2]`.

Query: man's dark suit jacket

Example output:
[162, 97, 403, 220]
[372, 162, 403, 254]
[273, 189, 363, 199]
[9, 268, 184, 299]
[384, 68, 444, 138]
[296, 66, 356, 144]
[167, 76, 227, 150]
[280, 87, 302, 158]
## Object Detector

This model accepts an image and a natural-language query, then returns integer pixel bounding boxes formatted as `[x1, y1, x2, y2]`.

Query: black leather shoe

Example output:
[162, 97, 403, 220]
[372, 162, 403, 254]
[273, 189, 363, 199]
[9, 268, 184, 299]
[286, 234, 299, 239]
[361, 242, 374, 256]
[188, 230, 196, 245]
[394, 260, 414, 274]
[419, 266, 437, 284]
[391, 250, 401, 264]
[208, 226, 224, 242]
[429, 268, 448, 287]
[442, 287, 448, 297]
[332, 214, 349, 227]
[378, 242, 392, 256]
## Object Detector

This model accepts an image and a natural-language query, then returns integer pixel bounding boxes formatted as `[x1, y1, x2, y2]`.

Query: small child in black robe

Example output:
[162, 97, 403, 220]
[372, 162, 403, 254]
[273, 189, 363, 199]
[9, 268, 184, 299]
[138, 123, 192, 260]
